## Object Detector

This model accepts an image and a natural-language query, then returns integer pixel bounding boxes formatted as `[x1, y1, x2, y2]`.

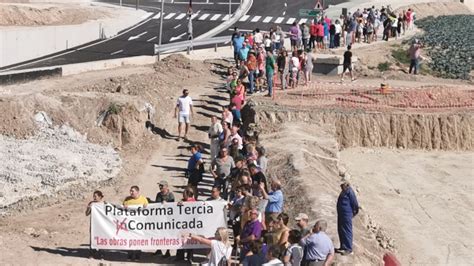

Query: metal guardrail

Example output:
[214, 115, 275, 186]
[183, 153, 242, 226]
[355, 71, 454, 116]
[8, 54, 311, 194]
[154, 35, 231, 59]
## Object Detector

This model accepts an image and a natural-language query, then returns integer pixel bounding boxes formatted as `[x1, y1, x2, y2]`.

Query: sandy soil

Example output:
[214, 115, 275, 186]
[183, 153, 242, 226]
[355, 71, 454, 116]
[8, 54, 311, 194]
[340, 147, 474, 265]
[0, 3, 113, 26]
[0, 55, 229, 264]
[0, 1, 472, 265]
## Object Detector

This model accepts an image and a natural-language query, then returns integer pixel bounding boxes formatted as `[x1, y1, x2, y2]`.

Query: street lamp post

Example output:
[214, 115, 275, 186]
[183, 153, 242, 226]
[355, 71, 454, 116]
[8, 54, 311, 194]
[229, 0, 231, 15]
[156, 0, 164, 60]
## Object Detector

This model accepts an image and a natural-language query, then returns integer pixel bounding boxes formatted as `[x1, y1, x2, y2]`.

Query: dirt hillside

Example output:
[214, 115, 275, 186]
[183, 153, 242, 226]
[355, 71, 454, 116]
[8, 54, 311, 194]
[0, 3, 112, 26]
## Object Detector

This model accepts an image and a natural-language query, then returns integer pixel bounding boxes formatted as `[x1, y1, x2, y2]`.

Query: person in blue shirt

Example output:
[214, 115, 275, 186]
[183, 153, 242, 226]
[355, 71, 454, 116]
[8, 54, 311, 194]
[260, 179, 284, 228]
[238, 41, 250, 62]
[232, 34, 245, 67]
[186, 144, 204, 200]
[300, 219, 335, 265]
[336, 181, 359, 255]
[323, 21, 329, 49]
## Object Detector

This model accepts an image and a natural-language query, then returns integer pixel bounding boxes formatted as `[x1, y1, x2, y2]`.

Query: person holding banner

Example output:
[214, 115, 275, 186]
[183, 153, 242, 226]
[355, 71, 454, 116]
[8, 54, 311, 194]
[86, 190, 105, 259]
[123, 186, 148, 261]
[186, 227, 232, 266]
[153, 180, 175, 258]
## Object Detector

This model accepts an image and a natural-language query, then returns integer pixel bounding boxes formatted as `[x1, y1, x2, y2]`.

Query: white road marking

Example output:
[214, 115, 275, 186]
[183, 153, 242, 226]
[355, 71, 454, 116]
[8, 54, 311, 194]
[152, 13, 161, 19]
[147, 36, 157, 42]
[173, 23, 182, 29]
[250, 16, 261, 22]
[128, 31, 148, 41]
[169, 32, 187, 42]
[283, 11, 286, 16]
[222, 14, 230, 21]
[275, 17, 285, 23]
[210, 14, 221, 21]
[191, 12, 200, 19]
[286, 17, 296, 24]
[110, 49, 123, 55]
[175, 13, 186, 20]
[262, 16, 273, 23]
[198, 13, 210, 20]
[164, 13, 176, 19]
[298, 18, 308, 24]
[1, 13, 156, 72]
[239, 15, 250, 22]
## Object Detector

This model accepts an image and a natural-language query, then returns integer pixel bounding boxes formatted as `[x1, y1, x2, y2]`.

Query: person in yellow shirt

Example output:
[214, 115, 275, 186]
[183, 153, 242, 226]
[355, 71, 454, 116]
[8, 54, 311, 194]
[123, 185, 148, 207]
[123, 185, 148, 261]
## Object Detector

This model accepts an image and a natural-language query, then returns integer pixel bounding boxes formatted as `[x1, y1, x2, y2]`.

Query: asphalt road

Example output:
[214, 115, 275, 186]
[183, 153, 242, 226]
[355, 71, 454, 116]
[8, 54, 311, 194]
[1, 0, 347, 71]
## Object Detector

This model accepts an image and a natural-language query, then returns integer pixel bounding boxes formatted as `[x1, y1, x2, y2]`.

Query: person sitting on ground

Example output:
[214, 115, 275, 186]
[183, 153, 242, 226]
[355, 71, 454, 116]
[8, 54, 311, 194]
[263, 245, 283, 265]
[283, 230, 304, 266]
[86, 190, 105, 259]
[123, 186, 148, 261]
[153, 181, 175, 257]
[299, 220, 335, 266]
[187, 227, 232, 266]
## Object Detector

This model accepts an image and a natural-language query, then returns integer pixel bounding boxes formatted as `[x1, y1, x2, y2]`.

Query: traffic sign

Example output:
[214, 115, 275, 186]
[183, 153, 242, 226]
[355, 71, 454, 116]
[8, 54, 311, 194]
[299, 9, 321, 17]
[315, 0, 323, 9]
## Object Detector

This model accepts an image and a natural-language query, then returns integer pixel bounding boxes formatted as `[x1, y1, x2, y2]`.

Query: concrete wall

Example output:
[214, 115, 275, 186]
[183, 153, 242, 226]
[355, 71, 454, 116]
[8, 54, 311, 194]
[0, 6, 148, 68]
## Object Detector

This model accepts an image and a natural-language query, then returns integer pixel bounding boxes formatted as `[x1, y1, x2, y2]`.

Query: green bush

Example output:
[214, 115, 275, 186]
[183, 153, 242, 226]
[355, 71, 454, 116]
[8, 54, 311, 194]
[377, 62, 392, 72]
[391, 48, 411, 65]
[107, 103, 122, 115]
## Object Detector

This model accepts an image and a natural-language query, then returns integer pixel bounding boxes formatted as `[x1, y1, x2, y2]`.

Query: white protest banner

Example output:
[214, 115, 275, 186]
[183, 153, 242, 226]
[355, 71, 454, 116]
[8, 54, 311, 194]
[91, 201, 227, 250]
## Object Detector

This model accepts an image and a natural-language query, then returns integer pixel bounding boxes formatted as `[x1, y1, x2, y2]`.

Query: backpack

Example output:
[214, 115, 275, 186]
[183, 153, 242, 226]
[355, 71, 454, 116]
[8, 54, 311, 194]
[217, 244, 231, 266]
[218, 255, 228, 266]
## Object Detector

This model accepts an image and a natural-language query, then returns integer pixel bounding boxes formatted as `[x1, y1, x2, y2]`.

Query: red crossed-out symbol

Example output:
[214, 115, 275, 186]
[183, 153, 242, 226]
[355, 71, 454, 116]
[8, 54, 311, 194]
[114, 218, 128, 235]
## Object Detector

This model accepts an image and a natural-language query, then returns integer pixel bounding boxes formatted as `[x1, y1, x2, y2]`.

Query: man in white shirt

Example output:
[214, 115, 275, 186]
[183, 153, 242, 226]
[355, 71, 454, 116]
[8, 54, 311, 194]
[208, 115, 223, 160]
[229, 124, 243, 150]
[174, 89, 194, 140]
[254, 28, 264, 46]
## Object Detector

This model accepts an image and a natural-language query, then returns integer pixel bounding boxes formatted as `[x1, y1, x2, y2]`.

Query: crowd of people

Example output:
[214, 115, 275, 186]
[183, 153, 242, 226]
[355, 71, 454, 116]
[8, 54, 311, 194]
[226, 5, 419, 94]
[83, 5, 424, 265]
[162, 71, 359, 265]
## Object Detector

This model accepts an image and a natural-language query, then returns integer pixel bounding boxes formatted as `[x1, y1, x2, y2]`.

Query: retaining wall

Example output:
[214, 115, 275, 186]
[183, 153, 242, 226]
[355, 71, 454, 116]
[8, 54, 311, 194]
[0, 5, 148, 68]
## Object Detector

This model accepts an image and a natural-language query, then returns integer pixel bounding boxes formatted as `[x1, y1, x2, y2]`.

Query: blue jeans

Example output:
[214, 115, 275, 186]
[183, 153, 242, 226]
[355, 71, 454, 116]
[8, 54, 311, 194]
[329, 35, 335, 48]
[248, 70, 255, 93]
[409, 58, 419, 74]
[266, 71, 274, 96]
